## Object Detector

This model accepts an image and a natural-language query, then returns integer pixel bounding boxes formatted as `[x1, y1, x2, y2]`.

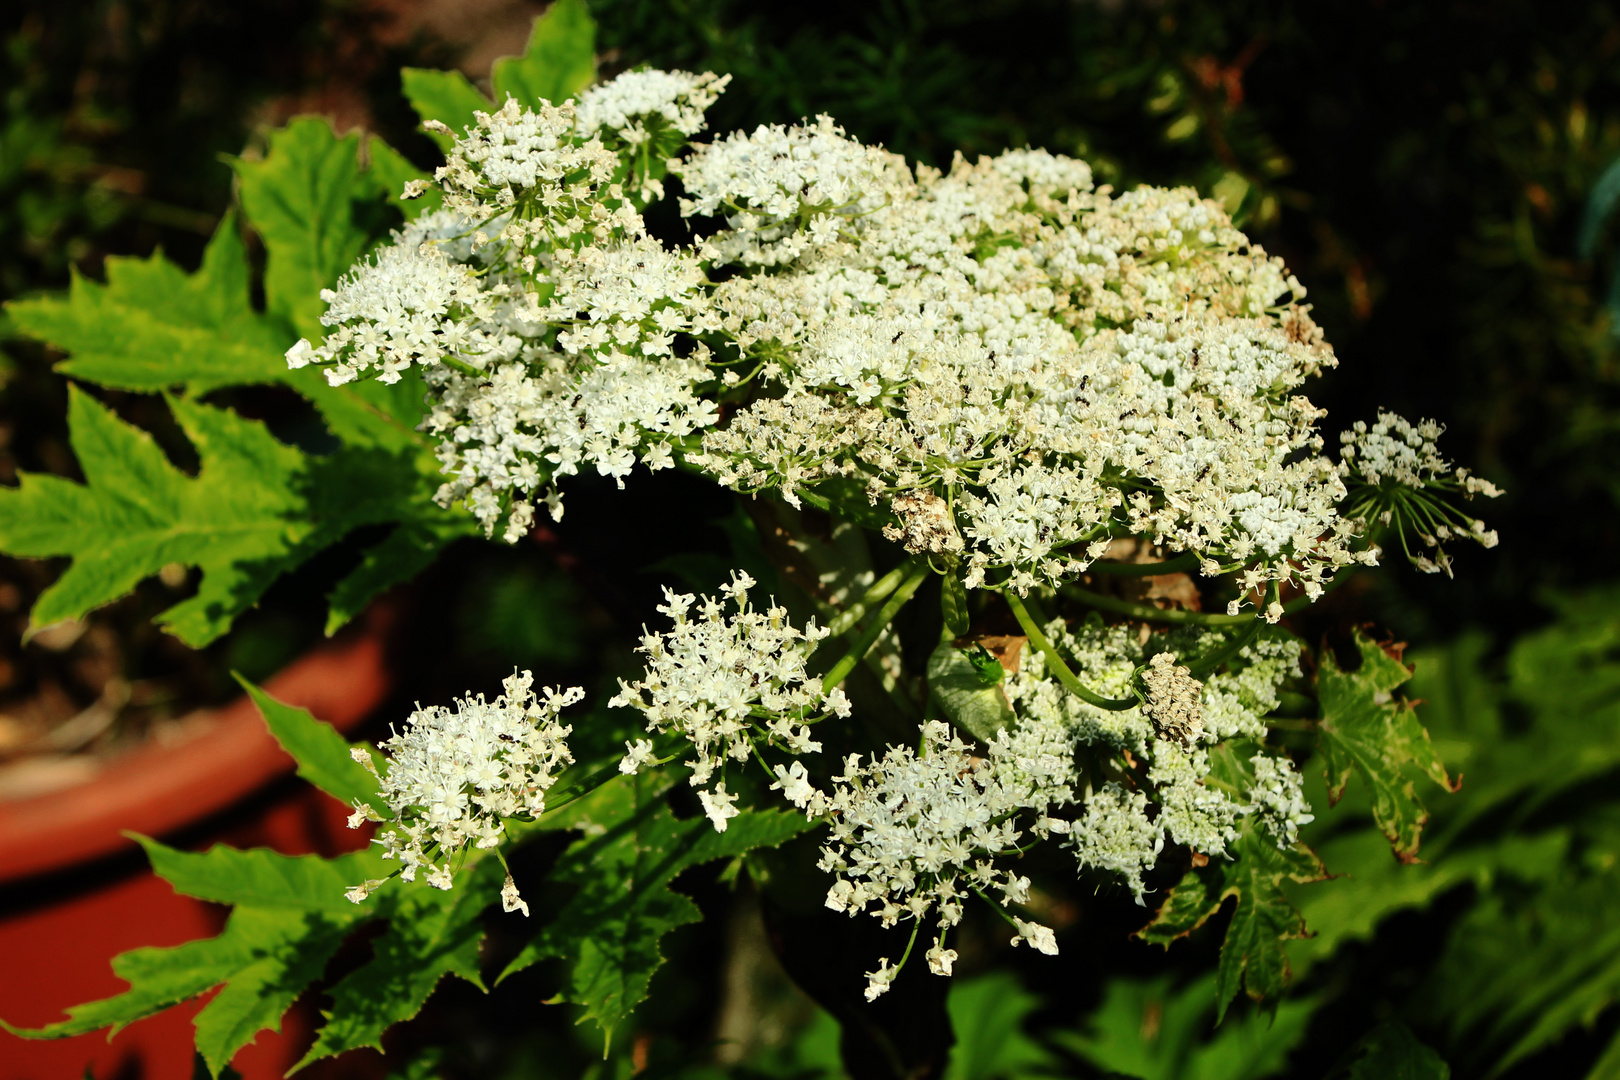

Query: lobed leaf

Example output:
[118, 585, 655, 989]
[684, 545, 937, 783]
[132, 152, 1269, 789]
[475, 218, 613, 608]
[1138, 825, 1326, 1023]
[231, 117, 391, 341]
[490, 0, 597, 111]
[294, 859, 503, 1070]
[2, 905, 356, 1079]
[400, 67, 494, 151]
[137, 835, 389, 913]
[1316, 629, 1457, 861]
[500, 772, 811, 1046]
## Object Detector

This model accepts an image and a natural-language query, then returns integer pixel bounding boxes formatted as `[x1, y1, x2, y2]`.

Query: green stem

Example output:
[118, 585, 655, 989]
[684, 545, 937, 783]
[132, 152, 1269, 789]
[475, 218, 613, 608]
[441, 356, 485, 379]
[1086, 551, 1202, 577]
[1063, 583, 1255, 627]
[821, 560, 930, 694]
[1003, 592, 1138, 711]
[827, 564, 911, 638]
[1184, 617, 1263, 678]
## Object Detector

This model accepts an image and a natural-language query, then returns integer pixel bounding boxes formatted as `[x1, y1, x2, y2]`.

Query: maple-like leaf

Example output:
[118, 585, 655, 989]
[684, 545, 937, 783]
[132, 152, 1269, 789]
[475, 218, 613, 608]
[1138, 824, 1327, 1022]
[500, 772, 810, 1046]
[1317, 629, 1458, 861]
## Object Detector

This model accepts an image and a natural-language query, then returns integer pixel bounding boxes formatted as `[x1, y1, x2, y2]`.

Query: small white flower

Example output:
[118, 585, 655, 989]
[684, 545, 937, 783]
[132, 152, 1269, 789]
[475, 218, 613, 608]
[864, 958, 898, 1002]
[698, 782, 741, 832]
[1010, 918, 1059, 956]
[926, 942, 957, 976]
[619, 738, 656, 774]
[501, 872, 530, 917]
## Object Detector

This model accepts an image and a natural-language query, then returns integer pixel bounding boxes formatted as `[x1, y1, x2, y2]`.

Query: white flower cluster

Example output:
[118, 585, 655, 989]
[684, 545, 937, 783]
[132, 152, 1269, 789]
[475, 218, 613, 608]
[675, 115, 909, 266]
[996, 616, 1307, 898]
[288, 68, 1496, 601]
[285, 225, 496, 386]
[1247, 751, 1314, 846]
[608, 571, 850, 823]
[810, 720, 1073, 998]
[1339, 409, 1501, 575]
[576, 69, 729, 144]
[348, 671, 581, 912]
[687, 144, 1376, 607]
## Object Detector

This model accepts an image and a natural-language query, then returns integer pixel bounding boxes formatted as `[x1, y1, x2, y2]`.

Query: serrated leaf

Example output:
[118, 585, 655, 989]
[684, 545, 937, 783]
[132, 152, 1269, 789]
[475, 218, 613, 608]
[3, 207, 427, 457]
[0, 388, 457, 646]
[136, 835, 388, 913]
[1328, 1021, 1450, 1080]
[324, 513, 479, 636]
[1138, 826, 1325, 1023]
[500, 772, 810, 1046]
[400, 67, 494, 151]
[1056, 971, 1318, 1080]
[5, 213, 290, 394]
[1317, 629, 1457, 861]
[928, 639, 1014, 744]
[490, 0, 596, 109]
[294, 860, 503, 1070]
[3, 905, 355, 1080]
[238, 676, 386, 814]
[232, 117, 391, 341]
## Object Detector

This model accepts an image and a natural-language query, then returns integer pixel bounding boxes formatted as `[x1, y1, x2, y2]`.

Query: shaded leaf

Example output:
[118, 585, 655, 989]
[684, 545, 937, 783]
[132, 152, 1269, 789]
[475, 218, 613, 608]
[367, 136, 441, 218]
[943, 972, 1056, 1080]
[490, 0, 597, 110]
[1057, 971, 1317, 1080]
[294, 860, 503, 1070]
[324, 513, 479, 636]
[1316, 629, 1456, 861]
[928, 639, 1014, 744]
[1138, 826, 1325, 1022]
[500, 772, 810, 1046]
[1327, 1021, 1450, 1080]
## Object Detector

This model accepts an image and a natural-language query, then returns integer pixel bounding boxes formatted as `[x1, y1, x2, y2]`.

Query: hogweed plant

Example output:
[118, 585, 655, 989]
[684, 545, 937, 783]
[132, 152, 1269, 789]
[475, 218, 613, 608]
[0, 4, 1497, 1076]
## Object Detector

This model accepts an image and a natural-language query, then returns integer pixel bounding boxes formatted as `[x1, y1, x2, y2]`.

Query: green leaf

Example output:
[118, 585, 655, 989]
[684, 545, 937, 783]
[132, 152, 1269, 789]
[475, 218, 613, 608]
[943, 972, 1056, 1080]
[324, 514, 478, 636]
[5, 213, 290, 394]
[1327, 1022, 1450, 1080]
[0, 390, 299, 645]
[294, 860, 503, 1070]
[1316, 630, 1457, 861]
[490, 0, 597, 109]
[0, 387, 459, 646]
[500, 772, 811, 1046]
[237, 676, 386, 813]
[231, 117, 390, 341]
[928, 639, 1014, 743]
[1057, 971, 1318, 1080]
[367, 136, 441, 218]
[400, 68, 494, 151]
[136, 836, 388, 912]
[1138, 826, 1325, 1023]
[3, 205, 428, 457]
[3, 905, 355, 1080]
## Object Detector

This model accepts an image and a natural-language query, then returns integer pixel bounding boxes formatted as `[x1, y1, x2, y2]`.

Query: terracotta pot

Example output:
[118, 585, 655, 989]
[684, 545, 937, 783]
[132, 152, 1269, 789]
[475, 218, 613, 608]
[0, 605, 395, 1080]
